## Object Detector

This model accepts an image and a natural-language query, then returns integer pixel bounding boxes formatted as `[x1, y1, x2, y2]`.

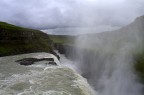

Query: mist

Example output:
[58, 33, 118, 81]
[69, 16, 144, 95]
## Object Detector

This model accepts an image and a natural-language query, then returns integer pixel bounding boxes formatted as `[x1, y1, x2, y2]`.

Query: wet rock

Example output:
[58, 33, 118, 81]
[46, 62, 57, 65]
[51, 51, 60, 60]
[16, 58, 55, 66]
[18, 60, 34, 65]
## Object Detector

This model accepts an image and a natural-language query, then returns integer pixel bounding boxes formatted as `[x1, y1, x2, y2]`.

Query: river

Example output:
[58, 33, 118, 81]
[0, 53, 95, 95]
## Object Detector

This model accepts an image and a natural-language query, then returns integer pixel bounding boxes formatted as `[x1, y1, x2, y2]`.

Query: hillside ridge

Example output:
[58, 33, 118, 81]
[0, 21, 55, 57]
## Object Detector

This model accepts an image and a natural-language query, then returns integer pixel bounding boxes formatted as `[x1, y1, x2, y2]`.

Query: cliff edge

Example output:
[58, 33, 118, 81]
[0, 21, 54, 56]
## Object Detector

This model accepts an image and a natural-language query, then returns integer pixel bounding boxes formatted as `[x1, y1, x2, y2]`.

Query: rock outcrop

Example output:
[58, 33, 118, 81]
[16, 58, 56, 66]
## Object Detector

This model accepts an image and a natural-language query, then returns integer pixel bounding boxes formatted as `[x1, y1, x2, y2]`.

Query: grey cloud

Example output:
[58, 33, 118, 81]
[0, 0, 144, 34]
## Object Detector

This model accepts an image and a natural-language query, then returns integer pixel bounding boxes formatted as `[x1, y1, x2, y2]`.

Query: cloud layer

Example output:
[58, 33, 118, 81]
[0, 0, 144, 34]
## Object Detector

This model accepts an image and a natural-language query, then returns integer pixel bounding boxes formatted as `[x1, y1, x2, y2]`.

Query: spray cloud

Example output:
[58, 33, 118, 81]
[72, 16, 144, 95]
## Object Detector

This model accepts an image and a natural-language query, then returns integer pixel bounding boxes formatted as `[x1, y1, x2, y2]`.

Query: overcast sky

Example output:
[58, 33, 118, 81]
[0, 0, 144, 35]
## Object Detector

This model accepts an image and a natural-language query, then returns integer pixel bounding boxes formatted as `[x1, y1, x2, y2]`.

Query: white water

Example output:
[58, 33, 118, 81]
[64, 17, 144, 95]
[0, 53, 95, 95]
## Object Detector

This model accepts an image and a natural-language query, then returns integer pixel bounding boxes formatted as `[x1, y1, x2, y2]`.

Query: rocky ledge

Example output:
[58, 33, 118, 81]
[16, 58, 57, 66]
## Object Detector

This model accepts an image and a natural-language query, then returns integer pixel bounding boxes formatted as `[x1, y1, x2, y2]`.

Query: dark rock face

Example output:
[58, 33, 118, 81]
[16, 58, 56, 66]
[46, 62, 57, 65]
[18, 60, 34, 65]
[54, 43, 77, 60]
[54, 44, 65, 54]
[51, 51, 60, 60]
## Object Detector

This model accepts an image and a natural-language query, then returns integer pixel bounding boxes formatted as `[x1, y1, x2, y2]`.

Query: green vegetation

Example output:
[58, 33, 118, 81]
[49, 35, 75, 45]
[0, 21, 54, 56]
[134, 51, 144, 83]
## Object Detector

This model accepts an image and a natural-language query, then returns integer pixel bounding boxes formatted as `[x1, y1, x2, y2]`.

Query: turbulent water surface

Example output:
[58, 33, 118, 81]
[0, 53, 95, 95]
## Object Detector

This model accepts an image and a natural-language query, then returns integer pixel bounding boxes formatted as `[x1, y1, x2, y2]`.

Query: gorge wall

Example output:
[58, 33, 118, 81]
[0, 21, 56, 57]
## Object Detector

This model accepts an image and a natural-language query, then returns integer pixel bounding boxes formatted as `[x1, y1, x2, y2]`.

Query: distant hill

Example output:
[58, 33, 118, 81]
[49, 34, 75, 45]
[0, 21, 54, 56]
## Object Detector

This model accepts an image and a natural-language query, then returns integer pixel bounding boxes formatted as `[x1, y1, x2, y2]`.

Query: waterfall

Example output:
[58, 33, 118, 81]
[66, 17, 144, 95]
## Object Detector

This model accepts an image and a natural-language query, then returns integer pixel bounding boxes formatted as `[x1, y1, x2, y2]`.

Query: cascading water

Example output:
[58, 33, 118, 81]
[0, 53, 95, 95]
[65, 16, 144, 95]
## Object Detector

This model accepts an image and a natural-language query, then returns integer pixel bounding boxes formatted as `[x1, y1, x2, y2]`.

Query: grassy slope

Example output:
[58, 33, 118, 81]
[49, 35, 75, 45]
[0, 21, 54, 56]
